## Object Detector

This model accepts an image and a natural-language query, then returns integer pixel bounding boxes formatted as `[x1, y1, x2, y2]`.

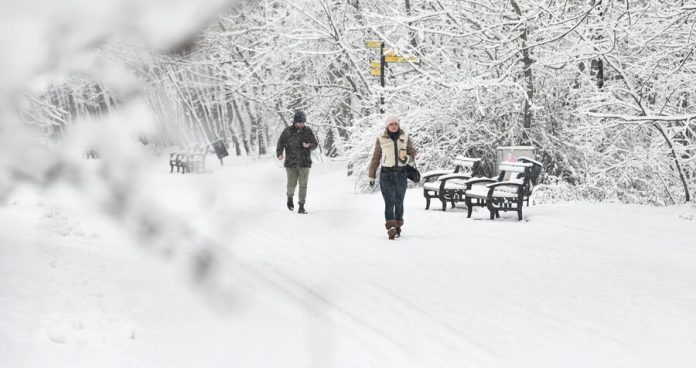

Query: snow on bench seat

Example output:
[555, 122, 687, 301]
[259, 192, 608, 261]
[422, 169, 453, 177]
[422, 157, 483, 211]
[464, 161, 534, 221]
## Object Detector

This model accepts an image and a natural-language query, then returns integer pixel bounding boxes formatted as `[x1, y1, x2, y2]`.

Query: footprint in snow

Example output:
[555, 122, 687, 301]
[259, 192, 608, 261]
[47, 326, 67, 344]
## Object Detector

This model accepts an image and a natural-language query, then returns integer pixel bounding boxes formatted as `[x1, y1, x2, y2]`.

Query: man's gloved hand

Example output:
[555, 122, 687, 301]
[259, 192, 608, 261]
[369, 180, 375, 187]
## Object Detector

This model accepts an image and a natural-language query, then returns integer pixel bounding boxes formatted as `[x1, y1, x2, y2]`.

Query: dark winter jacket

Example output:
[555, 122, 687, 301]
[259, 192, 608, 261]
[276, 124, 319, 168]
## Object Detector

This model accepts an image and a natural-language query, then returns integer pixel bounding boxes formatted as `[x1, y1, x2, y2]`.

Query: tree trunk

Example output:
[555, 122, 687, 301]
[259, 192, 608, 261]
[243, 99, 265, 155]
[224, 98, 242, 156]
[231, 98, 251, 155]
[652, 122, 691, 202]
[591, 59, 604, 88]
[404, 0, 419, 50]
[510, 0, 534, 143]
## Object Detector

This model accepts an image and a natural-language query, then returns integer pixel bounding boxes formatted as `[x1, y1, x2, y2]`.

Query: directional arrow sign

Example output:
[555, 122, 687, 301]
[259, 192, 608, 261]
[385, 55, 419, 63]
[366, 40, 382, 48]
[370, 60, 380, 68]
[370, 68, 381, 76]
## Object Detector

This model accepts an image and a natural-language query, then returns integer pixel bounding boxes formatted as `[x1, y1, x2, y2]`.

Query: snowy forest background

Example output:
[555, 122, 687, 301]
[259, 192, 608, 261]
[3, 0, 696, 205]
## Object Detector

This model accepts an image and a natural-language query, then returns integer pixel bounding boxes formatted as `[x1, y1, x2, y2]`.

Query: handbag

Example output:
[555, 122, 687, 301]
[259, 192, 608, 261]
[404, 162, 421, 183]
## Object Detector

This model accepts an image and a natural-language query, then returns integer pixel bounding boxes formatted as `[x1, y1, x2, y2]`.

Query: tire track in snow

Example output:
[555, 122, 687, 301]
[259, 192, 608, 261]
[230, 223, 500, 367]
[199, 233, 420, 365]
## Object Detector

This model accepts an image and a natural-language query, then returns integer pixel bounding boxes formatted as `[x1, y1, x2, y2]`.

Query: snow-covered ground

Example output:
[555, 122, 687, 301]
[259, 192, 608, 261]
[1, 154, 695, 368]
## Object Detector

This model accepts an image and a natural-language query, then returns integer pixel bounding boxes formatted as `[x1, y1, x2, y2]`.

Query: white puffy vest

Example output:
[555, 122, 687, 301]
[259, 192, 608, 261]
[379, 132, 409, 168]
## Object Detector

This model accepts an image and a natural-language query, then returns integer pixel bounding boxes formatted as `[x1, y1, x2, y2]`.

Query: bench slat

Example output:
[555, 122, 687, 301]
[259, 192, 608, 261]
[498, 161, 531, 173]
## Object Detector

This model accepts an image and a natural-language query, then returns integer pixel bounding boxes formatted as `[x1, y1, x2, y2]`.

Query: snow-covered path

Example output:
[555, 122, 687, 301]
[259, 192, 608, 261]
[2, 155, 696, 367]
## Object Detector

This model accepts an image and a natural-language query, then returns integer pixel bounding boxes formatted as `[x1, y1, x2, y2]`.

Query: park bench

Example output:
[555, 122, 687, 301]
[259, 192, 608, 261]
[183, 152, 206, 173]
[422, 157, 483, 211]
[169, 146, 206, 174]
[84, 146, 99, 159]
[169, 152, 185, 173]
[463, 161, 533, 221]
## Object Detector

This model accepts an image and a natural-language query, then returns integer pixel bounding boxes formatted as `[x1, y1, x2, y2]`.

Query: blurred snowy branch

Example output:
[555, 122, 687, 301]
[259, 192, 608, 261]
[0, 0, 243, 289]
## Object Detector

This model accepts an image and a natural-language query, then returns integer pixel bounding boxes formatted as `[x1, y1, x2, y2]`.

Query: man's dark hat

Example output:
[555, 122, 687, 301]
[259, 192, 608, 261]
[293, 111, 306, 123]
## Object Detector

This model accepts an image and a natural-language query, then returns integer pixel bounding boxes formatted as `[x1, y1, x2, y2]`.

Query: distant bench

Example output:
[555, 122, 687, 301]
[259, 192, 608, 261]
[84, 146, 99, 159]
[169, 149, 206, 174]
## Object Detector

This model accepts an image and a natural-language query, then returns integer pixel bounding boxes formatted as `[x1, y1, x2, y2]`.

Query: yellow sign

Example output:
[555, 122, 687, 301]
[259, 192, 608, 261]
[370, 69, 381, 76]
[370, 61, 380, 68]
[366, 40, 382, 48]
[385, 55, 419, 63]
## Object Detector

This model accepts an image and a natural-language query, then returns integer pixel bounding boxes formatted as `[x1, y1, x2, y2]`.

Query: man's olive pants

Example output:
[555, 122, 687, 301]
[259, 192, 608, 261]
[286, 167, 310, 204]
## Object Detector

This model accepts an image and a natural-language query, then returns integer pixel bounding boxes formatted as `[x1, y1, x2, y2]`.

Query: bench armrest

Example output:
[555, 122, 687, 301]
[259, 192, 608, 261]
[423, 169, 451, 176]
[422, 169, 452, 181]
[464, 177, 496, 186]
[438, 173, 471, 181]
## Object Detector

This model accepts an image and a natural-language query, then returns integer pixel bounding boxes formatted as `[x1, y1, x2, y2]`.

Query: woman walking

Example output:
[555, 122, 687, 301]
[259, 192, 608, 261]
[367, 114, 417, 240]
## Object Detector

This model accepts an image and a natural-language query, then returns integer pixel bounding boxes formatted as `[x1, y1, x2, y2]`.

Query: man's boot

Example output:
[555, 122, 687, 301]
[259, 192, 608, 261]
[298, 203, 307, 214]
[395, 219, 404, 238]
[385, 220, 397, 240]
[287, 197, 294, 211]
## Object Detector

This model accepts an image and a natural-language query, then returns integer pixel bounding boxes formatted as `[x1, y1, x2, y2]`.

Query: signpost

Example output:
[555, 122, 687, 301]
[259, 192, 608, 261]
[366, 40, 420, 113]
[211, 139, 229, 165]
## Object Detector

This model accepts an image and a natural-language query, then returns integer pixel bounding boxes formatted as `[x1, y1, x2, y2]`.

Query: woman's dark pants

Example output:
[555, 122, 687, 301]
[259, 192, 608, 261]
[380, 170, 408, 221]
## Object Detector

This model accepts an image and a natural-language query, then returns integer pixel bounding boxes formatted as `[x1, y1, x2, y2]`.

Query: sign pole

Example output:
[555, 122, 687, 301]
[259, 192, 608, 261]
[379, 41, 385, 113]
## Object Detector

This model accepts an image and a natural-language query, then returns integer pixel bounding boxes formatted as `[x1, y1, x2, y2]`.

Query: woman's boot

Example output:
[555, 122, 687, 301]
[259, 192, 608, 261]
[395, 219, 404, 238]
[385, 220, 397, 240]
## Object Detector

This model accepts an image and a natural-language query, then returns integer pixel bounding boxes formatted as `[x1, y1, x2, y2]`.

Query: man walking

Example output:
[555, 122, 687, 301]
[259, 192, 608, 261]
[276, 110, 318, 214]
